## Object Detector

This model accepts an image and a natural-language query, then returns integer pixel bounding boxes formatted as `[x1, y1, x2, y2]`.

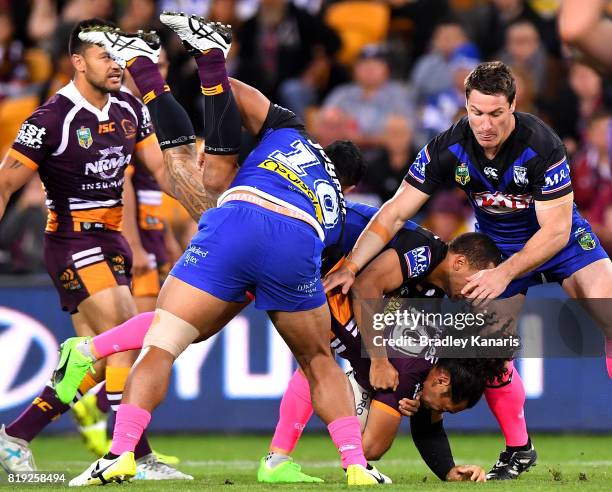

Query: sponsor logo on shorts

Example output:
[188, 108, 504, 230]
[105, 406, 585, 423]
[297, 278, 319, 296]
[15, 122, 46, 149]
[76, 126, 93, 149]
[112, 255, 126, 275]
[455, 163, 470, 185]
[59, 268, 82, 291]
[183, 246, 208, 267]
[121, 119, 137, 139]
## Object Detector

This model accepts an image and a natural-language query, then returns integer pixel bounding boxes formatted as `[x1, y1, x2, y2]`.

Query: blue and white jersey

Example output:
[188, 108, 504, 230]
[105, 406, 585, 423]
[404, 112, 588, 247]
[220, 106, 345, 244]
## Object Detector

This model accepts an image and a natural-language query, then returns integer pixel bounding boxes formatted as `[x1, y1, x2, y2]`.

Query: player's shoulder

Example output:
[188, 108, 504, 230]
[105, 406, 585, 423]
[428, 117, 471, 152]
[117, 87, 144, 107]
[26, 90, 72, 124]
[515, 112, 563, 156]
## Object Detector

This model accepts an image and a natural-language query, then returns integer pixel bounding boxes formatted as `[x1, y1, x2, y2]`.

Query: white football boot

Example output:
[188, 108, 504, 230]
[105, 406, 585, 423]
[134, 453, 193, 481]
[160, 11, 232, 58]
[0, 424, 36, 473]
[78, 28, 160, 68]
[69, 451, 136, 486]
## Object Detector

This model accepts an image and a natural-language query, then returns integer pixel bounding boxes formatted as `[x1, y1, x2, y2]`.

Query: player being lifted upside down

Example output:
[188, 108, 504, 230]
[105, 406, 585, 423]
[58, 13, 390, 486]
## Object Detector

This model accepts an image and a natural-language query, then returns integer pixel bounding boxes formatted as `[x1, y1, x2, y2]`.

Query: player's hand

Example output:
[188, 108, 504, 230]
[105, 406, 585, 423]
[323, 264, 356, 294]
[369, 358, 399, 391]
[461, 266, 513, 307]
[446, 465, 487, 482]
[131, 246, 152, 278]
[398, 394, 421, 416]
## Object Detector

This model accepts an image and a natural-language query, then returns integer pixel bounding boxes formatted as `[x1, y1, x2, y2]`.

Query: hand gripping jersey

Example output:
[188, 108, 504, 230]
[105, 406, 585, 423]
[328, 203, 447, 413]
[219, 105, 345, 245]
[9, 82, 155, 233]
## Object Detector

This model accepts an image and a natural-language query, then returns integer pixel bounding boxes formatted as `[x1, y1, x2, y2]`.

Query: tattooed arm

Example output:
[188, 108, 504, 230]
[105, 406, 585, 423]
[136, 140, 217, 222]
[0, 154, 37, 221]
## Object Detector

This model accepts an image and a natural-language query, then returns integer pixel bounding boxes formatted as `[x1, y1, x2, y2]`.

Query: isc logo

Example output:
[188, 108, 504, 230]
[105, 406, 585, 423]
[99, 122, 116, 134]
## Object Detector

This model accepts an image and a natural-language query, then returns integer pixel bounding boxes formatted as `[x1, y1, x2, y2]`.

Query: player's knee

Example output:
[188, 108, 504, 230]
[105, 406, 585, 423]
[142, 308, 200, 358]
[297, 350, 336, 381]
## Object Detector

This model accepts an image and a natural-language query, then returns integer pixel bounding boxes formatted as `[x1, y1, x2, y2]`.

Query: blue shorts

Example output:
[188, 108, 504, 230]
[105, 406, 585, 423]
[169, 201, 326, 311]
[500, 224, 609, 298]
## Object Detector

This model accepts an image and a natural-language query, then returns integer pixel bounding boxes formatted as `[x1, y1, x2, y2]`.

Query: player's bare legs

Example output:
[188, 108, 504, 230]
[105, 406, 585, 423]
[269, 308, 355, 423]
[121, 277, 247, 411]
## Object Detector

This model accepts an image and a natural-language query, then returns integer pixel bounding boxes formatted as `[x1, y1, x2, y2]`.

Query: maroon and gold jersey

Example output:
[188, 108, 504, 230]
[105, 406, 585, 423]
[8, 82, 156, 233]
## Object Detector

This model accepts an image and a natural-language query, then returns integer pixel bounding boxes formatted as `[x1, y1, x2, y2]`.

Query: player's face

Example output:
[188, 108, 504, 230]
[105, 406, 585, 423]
[79, 45, 124, 94]
[420, 367, 469, 413]
[466, 90, 516, 151]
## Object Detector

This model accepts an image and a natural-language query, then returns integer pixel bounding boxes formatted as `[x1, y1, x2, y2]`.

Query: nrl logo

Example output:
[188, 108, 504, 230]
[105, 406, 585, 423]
[577, 231, 596, 251]
[76, 126, 93, 149]
[513, 165, 528, 186]
[455, 163, 470, 185]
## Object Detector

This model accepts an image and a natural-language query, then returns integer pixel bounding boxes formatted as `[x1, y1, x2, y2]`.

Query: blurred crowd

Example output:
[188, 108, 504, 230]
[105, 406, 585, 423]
[1, 0, 611, 273]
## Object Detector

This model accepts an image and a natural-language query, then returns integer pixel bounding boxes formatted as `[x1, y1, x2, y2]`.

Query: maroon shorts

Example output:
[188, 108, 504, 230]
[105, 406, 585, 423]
[132, 229, 170, 298]
[44, 232, 133, 313]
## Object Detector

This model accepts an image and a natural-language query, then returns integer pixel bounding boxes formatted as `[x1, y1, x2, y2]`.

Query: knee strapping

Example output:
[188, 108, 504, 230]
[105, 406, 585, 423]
[142, 309, 199, 357]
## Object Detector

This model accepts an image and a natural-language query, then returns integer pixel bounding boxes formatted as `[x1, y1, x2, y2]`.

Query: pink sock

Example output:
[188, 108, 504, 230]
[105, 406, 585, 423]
[327, 416, 367, 468]
[110, 404, 151, 455]
[606, 338, 612, 379]
[270, 370, 313, 453]
[92, 312, 154, 358]
[484, 361, 529, 447]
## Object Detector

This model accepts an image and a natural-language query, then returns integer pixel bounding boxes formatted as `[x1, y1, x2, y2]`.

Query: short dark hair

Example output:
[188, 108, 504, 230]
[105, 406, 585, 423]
[324, 140, 365, 190]
[437, 358, 507, 408]
[464, 61, 516, 105]
[448, 232, 502, 269]
[69, 18, 117, 55]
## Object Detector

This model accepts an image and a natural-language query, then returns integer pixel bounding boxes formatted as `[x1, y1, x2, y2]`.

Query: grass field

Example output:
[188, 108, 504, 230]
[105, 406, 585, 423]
[1, 433, 610, 490]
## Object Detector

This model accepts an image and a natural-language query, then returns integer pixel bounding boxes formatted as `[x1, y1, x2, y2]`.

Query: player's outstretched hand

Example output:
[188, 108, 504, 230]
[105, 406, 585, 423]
[446, 465, 487, 482]
[398, 395, 420, 417]
[461, 266, 512, 307]
[323, 264, 356, 294]
[369, 358, 399, 391]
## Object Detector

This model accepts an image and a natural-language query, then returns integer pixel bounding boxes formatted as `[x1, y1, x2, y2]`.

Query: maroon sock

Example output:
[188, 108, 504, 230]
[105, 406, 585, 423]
[195, 49, 230, 93]
[96, 383, 111, 414]
[6, 385, 70, 442]
[127, 57, 169, 103]
[134, 432, 154, 460]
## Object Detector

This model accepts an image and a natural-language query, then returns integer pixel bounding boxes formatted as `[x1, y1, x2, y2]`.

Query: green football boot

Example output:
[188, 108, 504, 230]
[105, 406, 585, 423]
[52, 336, 95, 404]
[257, 456, 323, 483]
